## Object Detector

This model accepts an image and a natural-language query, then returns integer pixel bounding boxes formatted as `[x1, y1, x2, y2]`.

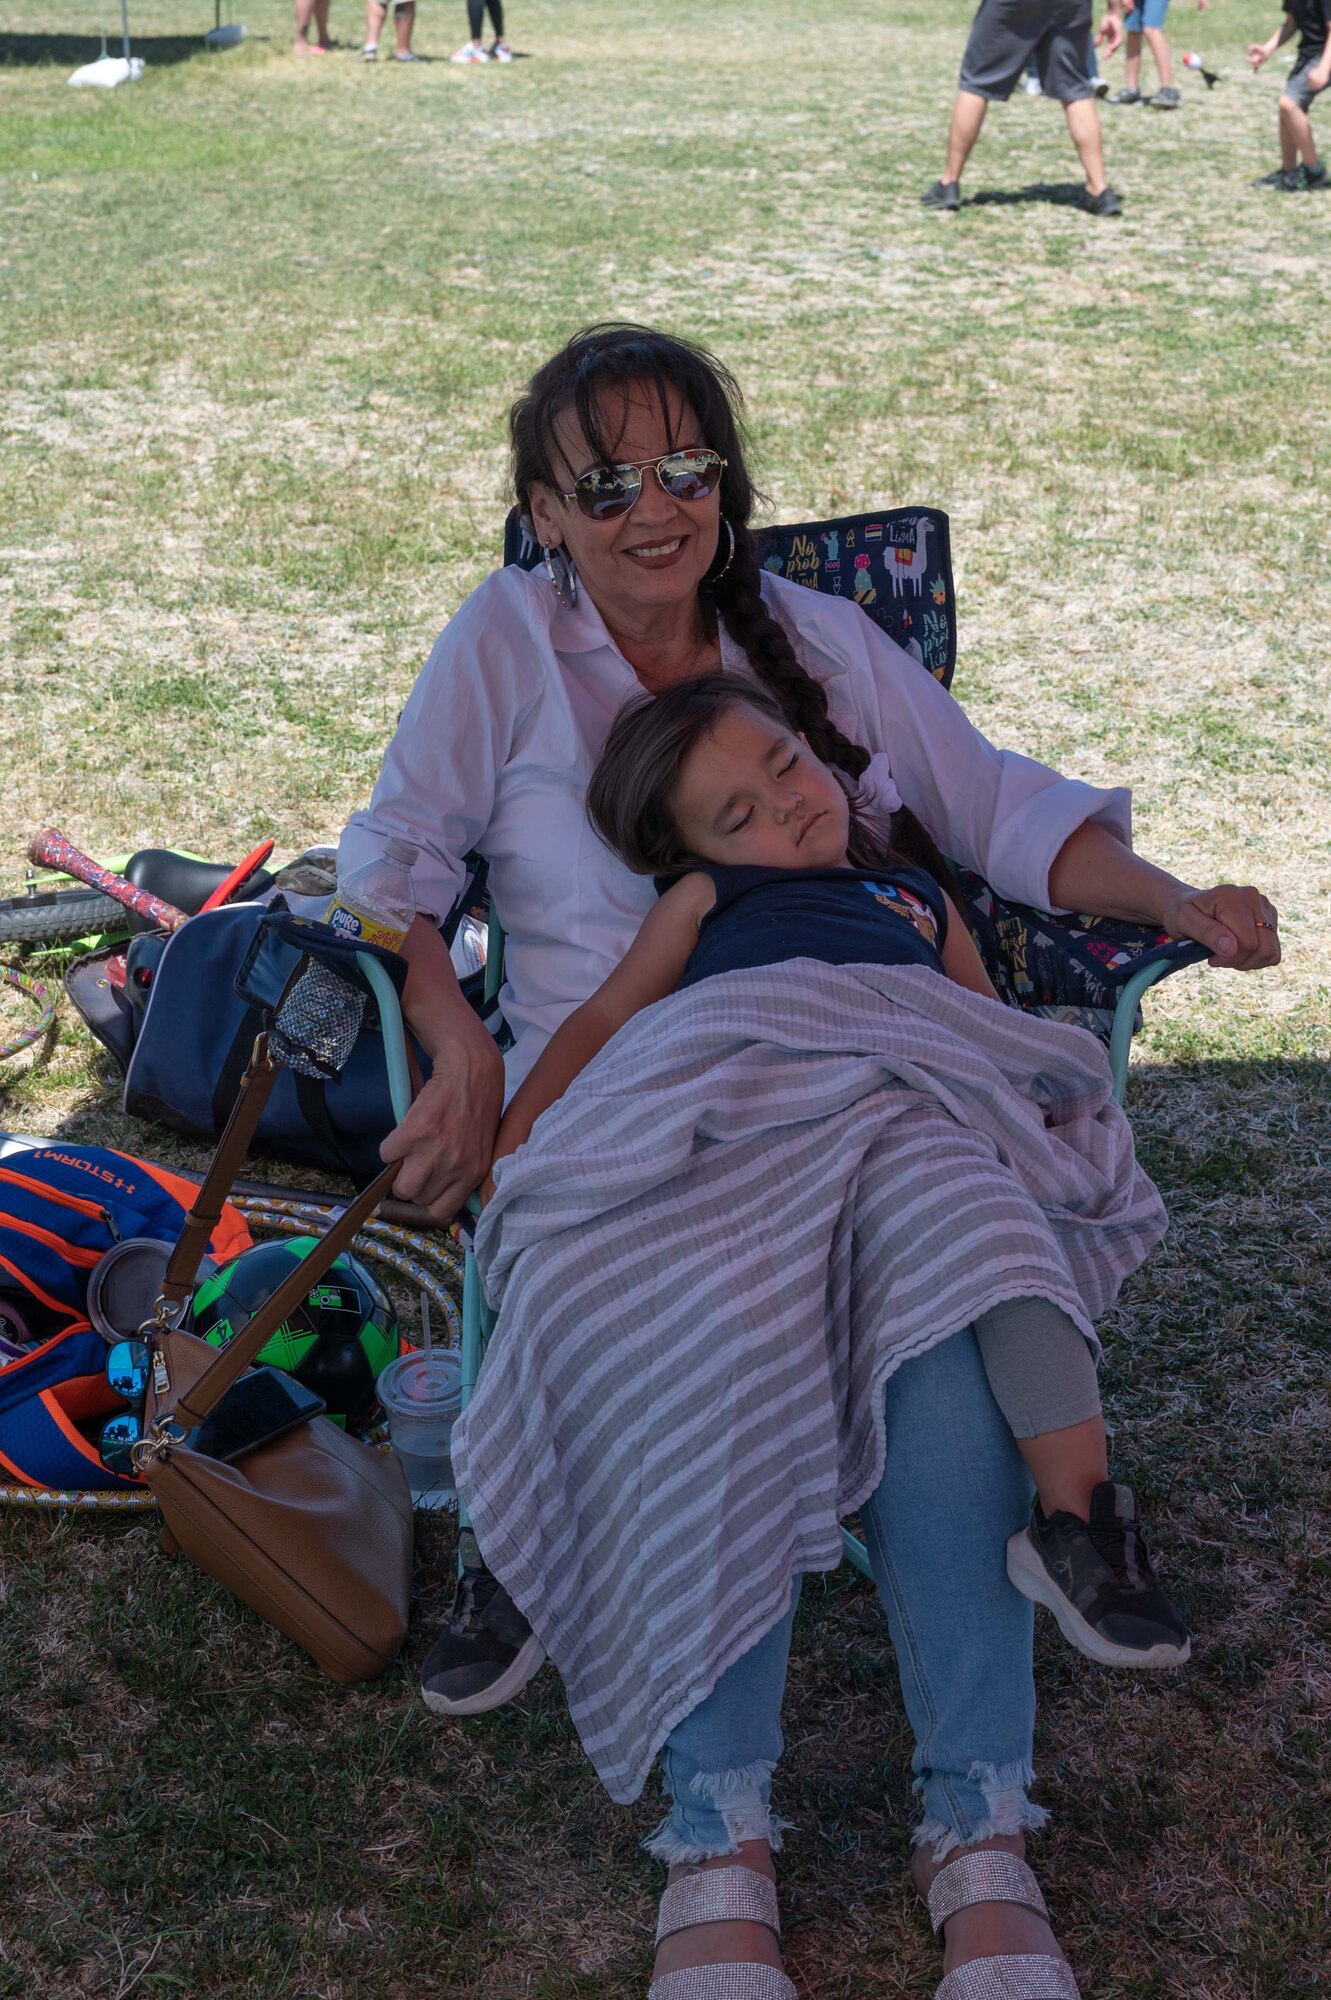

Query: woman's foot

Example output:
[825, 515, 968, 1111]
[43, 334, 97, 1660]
[911, 1833, 1069, 1979]
[651, 1839, 785, 1983]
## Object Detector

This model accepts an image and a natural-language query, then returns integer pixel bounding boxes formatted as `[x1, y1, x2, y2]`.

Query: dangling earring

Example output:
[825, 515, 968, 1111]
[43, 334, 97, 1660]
[711, 518, 736, 583]
[542, 543, 578, 609]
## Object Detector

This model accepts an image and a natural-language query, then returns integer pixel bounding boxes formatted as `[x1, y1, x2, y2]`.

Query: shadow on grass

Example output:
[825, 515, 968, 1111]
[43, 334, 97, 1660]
[966, 180, 1091, 208]
[0, 33, 233, 70]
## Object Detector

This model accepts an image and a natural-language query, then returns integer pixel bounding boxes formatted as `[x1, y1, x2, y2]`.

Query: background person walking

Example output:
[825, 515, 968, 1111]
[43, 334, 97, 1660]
[1106, 0, 1210, 110]
[361, 0, 420, 61]
[1249, 1, 1331, 188]
[451, 0, 512, 61]
[292, 0, 332, 56]
[923, 0, 1127, 215]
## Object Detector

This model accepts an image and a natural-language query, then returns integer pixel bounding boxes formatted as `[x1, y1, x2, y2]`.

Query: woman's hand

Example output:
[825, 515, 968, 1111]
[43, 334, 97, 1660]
[1160, 884, 1281, 970]
[380, 1021, 506, 1224]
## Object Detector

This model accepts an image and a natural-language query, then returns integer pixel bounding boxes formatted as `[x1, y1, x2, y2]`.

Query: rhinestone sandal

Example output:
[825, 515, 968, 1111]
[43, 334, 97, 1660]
[926, 1850, 1080, 2000]
[648, 1864, 797, 1998]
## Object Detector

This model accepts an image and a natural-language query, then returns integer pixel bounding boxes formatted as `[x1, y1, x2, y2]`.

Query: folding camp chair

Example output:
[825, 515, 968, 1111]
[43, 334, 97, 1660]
[451, 506, 1207, 1579]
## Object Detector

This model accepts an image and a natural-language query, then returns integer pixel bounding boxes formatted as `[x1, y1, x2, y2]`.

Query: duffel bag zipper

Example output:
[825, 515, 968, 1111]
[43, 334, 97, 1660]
[0, 1164, 121, 1240]
[0, 1214, 103, 1266]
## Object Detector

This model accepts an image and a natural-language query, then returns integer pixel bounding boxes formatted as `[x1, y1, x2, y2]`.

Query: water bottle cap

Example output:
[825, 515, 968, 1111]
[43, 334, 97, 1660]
[385, 837, 419, 867]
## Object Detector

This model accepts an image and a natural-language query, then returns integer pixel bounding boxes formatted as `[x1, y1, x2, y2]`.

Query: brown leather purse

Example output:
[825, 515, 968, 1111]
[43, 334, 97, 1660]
[133, 1035, 413, 1684]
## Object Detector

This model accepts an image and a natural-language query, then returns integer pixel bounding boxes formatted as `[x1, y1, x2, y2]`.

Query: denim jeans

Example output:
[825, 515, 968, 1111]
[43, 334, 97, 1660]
[648, 1327, 1043, 1864]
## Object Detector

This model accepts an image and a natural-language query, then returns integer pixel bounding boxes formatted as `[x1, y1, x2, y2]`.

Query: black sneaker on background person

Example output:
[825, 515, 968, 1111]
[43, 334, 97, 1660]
[420, 1531, 546, 1715]
[1106, 85, 1142, 103]
[1253, 166, 1302, 190]
[1147, 84, 1181, 109]
[920, 178, 961, 211]
[1303, 161, 1329, 190]
[1082, 185, 1124, 216]
[1006, 1481, 1191, 1668]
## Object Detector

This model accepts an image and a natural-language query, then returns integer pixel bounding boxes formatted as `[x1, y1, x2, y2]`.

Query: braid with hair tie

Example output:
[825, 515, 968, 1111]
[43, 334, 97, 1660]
[711, 523, 871, 781]
[709, 521, 954, 891]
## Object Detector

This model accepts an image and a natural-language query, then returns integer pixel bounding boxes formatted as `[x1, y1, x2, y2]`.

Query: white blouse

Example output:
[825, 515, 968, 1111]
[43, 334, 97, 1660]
[339, 566, 1131, 1092]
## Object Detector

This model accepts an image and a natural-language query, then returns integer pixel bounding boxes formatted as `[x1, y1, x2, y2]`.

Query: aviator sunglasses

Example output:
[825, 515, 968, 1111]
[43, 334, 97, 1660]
[559, 448, 727, 523]
[99, 1338, 157, 1474]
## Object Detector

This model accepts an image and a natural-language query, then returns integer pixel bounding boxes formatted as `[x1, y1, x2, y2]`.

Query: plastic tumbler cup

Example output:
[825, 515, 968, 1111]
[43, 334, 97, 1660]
[377, 1349, 462, 1505]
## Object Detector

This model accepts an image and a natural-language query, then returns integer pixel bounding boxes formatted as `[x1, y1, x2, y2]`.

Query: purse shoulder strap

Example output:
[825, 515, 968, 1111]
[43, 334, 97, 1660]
[161, 1035, 283, 1307]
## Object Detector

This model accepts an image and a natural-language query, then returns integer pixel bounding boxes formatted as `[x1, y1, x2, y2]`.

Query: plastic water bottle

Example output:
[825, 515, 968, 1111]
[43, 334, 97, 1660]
[325, 837, 418, 954]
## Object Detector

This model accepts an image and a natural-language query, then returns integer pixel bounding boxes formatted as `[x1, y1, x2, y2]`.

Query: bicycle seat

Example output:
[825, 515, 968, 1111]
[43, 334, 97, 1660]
[122, 849, 276, 915]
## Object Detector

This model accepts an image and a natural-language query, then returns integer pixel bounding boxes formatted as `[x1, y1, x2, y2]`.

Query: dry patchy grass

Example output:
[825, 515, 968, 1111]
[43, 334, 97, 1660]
[1, 4, 1328, 1996]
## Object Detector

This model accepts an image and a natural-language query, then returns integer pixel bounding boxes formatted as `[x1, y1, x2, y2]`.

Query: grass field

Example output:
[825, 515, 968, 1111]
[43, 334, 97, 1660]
[1, 3, 1329, 1995]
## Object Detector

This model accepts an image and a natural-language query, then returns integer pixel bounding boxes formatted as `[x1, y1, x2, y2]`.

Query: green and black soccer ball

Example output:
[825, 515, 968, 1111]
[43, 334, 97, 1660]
[189, 1238, 399, 1430]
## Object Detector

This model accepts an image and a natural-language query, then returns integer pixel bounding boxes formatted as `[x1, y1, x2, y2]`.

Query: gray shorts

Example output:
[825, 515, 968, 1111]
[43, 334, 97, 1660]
[959, 0, 1096, 104]
[1283, 56, 1328, 113]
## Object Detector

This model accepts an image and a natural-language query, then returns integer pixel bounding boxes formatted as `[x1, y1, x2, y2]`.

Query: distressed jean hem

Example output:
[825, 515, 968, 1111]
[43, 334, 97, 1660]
[642, 1810, 796, 1866]
[910, 1760, 1050, 1862]
[646, 1762, 793, 1865]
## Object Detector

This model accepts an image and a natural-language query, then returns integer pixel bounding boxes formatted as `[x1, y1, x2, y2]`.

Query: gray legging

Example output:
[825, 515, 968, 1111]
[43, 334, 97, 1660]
[974, 1294, 1102, 1439]
[467, 0, 504, 36]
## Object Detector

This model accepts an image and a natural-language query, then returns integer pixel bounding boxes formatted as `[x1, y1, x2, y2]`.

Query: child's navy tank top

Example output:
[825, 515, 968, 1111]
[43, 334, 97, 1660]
[670, 863, 949, 992]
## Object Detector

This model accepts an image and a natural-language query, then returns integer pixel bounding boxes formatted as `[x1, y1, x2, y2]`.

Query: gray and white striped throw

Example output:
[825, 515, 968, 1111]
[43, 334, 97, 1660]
[452, 962, 1167, 1803]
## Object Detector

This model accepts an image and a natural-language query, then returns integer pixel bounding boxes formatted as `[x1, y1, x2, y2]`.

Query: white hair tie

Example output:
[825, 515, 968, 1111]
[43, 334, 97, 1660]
[860, 749, 903, 819]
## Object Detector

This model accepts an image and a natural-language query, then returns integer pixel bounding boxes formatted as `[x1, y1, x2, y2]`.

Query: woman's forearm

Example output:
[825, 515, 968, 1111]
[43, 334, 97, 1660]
[1046, 821, 1193, 928]
[399, 912, 495, 1063]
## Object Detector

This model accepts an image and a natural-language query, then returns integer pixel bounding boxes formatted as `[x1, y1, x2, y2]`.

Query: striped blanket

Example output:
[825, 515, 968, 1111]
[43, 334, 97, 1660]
[451, 962, 1166, 1803]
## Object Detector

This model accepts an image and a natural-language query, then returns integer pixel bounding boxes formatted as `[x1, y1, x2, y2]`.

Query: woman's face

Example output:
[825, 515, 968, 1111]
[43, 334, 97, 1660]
[669, 705, 852, 872]
[527, 382, 722, 633]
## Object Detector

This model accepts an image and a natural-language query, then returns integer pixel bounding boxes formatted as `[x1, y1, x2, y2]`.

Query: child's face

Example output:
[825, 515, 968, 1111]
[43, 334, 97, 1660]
[669, 705, 852, 871]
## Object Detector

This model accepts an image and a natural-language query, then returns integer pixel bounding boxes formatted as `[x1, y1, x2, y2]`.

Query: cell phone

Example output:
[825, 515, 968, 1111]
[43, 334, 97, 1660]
[189, 1367, 326, 1464]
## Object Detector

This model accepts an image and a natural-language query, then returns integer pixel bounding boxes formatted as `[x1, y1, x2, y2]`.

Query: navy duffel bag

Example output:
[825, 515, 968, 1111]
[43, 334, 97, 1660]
[121, 903, 433, 1184]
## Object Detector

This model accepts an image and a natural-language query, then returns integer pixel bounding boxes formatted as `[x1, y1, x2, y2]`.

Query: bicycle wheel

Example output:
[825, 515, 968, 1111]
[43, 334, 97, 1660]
[0, 888, 130, 947]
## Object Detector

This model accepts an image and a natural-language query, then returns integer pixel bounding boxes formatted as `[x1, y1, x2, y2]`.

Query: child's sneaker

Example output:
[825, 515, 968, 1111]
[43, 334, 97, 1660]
[1021, 73, 1042, 95]
[450, 41, 489, 62]
[359, 41, 377, 59]
[1147, 85, 1181, 108]
[1106, 85, 1142, 103]
[489, 40, 514, 61]
[1303, 161, 1328, 189]
[1006, 1481, 1191, 1668]
[920, 178, 961, 211]
[1254, 167, 1303, 192]
[1082, 184, 1124, 216]
[1090, 76, 1110, 99]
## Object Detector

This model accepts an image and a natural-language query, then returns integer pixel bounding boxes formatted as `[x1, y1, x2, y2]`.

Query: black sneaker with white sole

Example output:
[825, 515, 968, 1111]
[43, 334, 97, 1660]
[1082, 185, 1123, 216]
[920, 178, 961, 211]
[420, 1533, 546, 1716]
[1006, 1480, 1191, 1669]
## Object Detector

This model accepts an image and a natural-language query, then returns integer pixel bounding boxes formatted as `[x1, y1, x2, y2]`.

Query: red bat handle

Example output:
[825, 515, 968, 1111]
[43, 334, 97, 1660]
[27, 828, 189, 932]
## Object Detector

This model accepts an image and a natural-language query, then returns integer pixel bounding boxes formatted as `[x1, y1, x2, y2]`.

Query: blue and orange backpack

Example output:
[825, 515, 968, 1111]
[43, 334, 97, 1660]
[0, 1145, 250, 1493]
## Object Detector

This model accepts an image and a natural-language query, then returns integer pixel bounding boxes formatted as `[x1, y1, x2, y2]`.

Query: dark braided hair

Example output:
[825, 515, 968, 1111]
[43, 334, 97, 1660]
[511, 324, 951, 888]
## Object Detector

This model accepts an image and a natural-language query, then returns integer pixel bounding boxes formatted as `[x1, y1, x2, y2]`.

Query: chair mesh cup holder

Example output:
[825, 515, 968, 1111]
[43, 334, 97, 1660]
[234, 909, 410, 1084]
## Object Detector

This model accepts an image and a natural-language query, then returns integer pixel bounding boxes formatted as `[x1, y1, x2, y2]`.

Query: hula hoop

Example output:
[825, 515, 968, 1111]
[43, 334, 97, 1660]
[0, 1203, 463, 1512]
[0, 962, 56, 1061]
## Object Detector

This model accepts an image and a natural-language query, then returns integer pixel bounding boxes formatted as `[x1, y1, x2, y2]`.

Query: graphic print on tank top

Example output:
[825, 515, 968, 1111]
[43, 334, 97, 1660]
[670, 863, 950, 992]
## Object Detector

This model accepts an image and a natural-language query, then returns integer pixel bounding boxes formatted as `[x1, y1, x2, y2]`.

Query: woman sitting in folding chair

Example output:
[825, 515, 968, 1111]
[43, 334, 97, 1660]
[339, 322, 1279, 2000]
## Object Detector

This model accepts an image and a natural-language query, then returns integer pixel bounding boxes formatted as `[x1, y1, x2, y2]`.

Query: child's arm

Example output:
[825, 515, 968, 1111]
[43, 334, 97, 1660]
[1249, 13, 1296, 66]
[485, 873, 714, 1188]
[938, 891, 1001, 1001]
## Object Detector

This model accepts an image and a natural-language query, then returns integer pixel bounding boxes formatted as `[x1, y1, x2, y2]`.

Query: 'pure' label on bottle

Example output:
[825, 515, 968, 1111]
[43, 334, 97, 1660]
[325, 900, 407, 955]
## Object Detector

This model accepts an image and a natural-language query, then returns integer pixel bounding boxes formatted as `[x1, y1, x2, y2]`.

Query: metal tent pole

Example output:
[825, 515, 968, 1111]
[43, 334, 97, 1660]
[120, 0, 131, 64]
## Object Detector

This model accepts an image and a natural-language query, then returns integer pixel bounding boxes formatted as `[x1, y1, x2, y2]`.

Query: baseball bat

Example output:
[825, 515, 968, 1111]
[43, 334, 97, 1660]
[26, 828, 189, 932]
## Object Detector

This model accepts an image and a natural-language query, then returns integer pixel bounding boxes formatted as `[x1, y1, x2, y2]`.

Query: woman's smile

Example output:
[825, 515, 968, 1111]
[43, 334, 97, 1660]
[622, 534, 687, 566]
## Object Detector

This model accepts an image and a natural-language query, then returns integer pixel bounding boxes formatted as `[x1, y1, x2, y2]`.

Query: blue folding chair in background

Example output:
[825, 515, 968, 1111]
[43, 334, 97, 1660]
[450, 506, 1207, 1576]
